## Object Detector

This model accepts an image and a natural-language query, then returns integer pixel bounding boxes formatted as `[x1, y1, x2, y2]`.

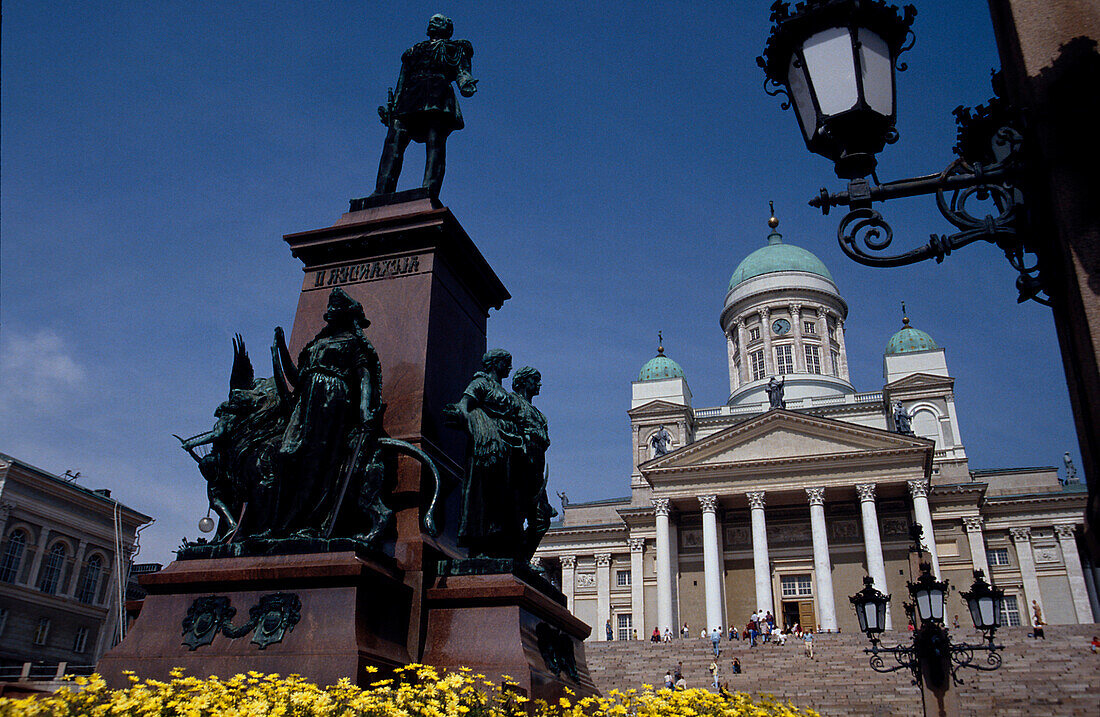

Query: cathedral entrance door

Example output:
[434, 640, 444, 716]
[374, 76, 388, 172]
[798, 600, 816, 632]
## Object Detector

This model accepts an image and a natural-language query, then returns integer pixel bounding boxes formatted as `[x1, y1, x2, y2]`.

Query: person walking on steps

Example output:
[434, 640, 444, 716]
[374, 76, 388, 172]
[709, 659, 719, 690]
[710, 626, 722, 657]
[803, 629, 814, 659]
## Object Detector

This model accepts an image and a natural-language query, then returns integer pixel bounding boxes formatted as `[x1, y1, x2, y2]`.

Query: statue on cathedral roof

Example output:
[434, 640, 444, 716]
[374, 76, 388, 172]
[650, 425, 672, 457]
[893, 401, 914, 436]
[766, 376, 786, 409]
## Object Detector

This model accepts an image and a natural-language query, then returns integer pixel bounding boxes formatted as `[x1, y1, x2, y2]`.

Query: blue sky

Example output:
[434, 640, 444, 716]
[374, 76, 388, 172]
[1, 1, 1081, 564]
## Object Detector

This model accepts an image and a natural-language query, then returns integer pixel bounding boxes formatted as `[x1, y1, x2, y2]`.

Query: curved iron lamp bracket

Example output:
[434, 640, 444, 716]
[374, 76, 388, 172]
[809, 109, 1048, 305]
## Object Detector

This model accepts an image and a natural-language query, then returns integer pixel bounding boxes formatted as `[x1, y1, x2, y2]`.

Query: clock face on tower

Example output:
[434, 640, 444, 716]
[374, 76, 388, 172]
[772, 318, 791, 335]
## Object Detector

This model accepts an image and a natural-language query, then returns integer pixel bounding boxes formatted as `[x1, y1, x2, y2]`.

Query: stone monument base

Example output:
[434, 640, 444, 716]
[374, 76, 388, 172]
[97, 552, 411, 688]
[423, 570, 598, 702]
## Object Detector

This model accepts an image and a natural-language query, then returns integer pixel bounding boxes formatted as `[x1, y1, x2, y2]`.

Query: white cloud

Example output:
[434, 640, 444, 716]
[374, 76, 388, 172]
[0, 329, 87, 414]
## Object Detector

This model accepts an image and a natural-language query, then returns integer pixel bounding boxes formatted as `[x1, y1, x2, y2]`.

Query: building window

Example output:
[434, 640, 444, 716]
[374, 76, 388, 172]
[33, 617, 50, 646]
[831, 350, 840, 376]
[775, 344, 793, 375]
[38, 543, 67, 594]
[0, 607, 8, 636]
[999, 595, 1022, 627]
[73, 626, 89, 653]
[617, 613, 633, 641]
[780, 574, 813, 597]
[77, 555, 103, 604]
[748, 326, 761, 342]
[750, 350, 766, 381]
[0, 530, 27, 583]
[616, 570, 631, 587]
[805, 345, 821, 374]
[803, 321, 816, 335]
[988, 548, 1010, 566]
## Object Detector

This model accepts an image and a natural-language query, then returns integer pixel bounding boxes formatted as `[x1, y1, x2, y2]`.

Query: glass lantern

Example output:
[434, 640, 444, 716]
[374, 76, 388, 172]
[909, 562, 948, 624]
[759, 0, 917, 178]
[961, 570, 1004, 632]
[850, 575, 890, 636]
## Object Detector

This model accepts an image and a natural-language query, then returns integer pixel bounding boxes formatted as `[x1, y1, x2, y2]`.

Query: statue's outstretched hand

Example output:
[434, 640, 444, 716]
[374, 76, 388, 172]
[458, 77, 478, 97]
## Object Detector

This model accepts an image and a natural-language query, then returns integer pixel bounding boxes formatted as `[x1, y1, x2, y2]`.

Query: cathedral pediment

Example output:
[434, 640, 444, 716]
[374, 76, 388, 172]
[627, 399, 690, 417]
[884, 372, 954, 391]
[641, 409, 931, 473]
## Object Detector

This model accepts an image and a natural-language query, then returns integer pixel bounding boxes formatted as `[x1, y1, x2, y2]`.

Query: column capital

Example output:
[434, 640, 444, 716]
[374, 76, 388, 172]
[746, 491, 766, 510]
[962, 516, 984, 533]
[907, 479, 930, 499]
[560, 555, 576, 568]
[758, 306, 771, 319]
[652, 498, 670, 517]
[1054, 523, 1078, 540]
[595, 553, 612, 568]
[805, 487, 826, 506]
[855, 483, 877, 503]
[628, 537, 646, 553]
[1010, 526, 1032, 542]
[698, 495, 718, 513]
[817, 306, 828, 319]
[789, 302, 802, 316]
[530, 556, 542, 569]
[735, 316, 746, 328]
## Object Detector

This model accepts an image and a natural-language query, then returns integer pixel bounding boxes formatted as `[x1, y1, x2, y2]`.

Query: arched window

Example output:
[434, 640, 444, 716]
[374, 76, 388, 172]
[37, 543, 66, 594]
[77, 555, 103, 604]
[0, 530, 27, 583]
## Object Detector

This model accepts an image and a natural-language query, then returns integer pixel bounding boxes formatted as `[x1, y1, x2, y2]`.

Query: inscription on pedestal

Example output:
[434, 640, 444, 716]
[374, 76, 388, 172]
[309, 255, 423, 290]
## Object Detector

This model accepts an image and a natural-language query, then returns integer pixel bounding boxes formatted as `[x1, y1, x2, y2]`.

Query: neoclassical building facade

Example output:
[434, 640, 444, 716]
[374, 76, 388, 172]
[0, 453, 152, 669]
[534, 218, 1096, 641]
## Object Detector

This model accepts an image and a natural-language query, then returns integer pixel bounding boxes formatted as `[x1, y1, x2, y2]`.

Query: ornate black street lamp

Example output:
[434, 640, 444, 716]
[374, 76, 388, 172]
[758, 0, 1045, 304]
[849, 561, 1005, 703]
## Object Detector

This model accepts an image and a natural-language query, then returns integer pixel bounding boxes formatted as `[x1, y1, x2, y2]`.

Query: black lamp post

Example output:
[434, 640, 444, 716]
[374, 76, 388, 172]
[758, 0, 1045, 304]
[849, 558, 1005, 716]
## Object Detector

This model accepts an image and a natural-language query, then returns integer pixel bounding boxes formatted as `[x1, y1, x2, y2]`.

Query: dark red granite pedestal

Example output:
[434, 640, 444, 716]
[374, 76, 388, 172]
[96, 552, 410, 686]
[423, 573, 598, 701]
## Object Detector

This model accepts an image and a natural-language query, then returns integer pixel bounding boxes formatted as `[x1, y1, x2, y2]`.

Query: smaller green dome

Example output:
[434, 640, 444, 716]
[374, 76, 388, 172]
[886, 318, 939, 354]
[638, 346, 685, 381]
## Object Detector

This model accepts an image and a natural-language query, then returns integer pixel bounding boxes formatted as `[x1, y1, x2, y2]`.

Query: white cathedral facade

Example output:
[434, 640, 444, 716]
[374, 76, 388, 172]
[533, 217, 1097, 641]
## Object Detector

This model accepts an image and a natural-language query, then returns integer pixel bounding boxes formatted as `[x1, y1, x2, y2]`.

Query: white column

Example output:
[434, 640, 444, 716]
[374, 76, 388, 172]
[1054, 524, 1092, 624]
[628, 538, 646, 638]
[834, 315, 850, 381]
[759, 307, 775, 375]
[747, 491, 774, 615]
[595, 553, 612, 640]
[560, 555, 576, 612]
[806, 487, 837, 632]
[856, 484, 892, 630]
[963, 517, 990, 578]
[907, 479, 941, 578]
[699, 495, 723, 631]
[1010, 527, 1044, 626]
[653, 498, 673, 635]
[735, 318, 749, 385]
[791, 303, 806, 372]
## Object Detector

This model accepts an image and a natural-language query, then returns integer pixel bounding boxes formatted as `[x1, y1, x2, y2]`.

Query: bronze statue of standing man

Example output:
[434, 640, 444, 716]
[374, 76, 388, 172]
[374, 14, 478, 197]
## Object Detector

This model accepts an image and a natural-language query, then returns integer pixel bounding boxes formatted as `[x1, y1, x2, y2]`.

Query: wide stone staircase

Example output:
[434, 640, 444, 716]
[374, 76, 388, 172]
[584, 626, 1099, 716]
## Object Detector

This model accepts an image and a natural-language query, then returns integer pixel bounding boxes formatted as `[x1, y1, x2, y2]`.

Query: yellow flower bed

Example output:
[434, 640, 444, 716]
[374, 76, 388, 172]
[0, 665, 817, 717]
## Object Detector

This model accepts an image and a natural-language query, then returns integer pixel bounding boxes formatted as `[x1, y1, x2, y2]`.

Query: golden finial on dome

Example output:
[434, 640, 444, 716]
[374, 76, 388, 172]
[901, 301, 910, 327]
[768, 200, 779, 229]
[657, 330, 665, 355]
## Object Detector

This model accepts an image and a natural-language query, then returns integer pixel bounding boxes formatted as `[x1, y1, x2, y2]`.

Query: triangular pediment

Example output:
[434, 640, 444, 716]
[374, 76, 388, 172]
[627, 399, 690, 417]
[641, 409, 931, 471]
[884, 372, 954, 391]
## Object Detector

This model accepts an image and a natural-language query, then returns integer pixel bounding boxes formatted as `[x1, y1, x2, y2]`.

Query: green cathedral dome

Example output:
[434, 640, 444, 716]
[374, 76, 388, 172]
[638, 347, 685, 382]
[886, 318, 939, 354]
[729, 229, 834, 290]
